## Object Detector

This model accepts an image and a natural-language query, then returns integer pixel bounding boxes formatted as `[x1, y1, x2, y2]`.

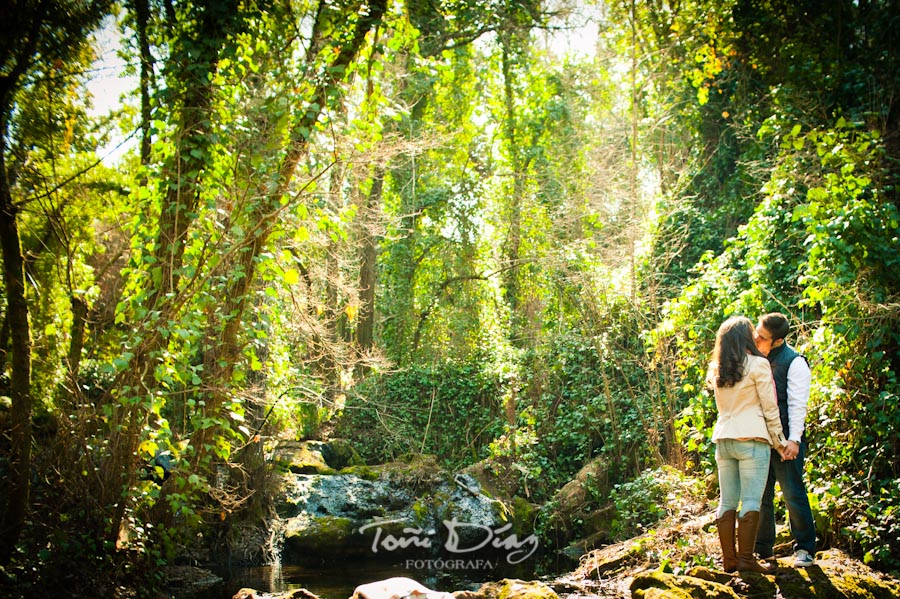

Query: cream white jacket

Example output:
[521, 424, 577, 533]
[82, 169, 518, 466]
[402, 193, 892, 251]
[710, 354, 787, 449]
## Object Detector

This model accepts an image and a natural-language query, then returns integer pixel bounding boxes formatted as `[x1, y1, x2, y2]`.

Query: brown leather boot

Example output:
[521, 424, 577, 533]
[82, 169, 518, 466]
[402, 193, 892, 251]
[716, 510, 737, 572]
[737, 511, 773, 573]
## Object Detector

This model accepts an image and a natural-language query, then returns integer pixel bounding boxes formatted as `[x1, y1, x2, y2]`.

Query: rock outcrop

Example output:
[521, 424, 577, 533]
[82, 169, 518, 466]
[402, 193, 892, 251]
[273, 445, 537, 566]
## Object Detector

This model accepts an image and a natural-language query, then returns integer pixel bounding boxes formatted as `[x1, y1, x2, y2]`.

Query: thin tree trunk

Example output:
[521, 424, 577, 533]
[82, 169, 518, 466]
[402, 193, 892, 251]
[0, 128, 33, 565]
[356, 171, 382, 352]
[0, 312, 9, 377]
[501, 41, 521, 320]
[132, 0, 154, 171]
[66, 295, 87, 392]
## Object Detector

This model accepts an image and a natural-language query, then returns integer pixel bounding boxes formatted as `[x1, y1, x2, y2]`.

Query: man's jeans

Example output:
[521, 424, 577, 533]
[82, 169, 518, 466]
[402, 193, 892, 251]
[755, 441, 817, 556]
[716, 439, 771, 518]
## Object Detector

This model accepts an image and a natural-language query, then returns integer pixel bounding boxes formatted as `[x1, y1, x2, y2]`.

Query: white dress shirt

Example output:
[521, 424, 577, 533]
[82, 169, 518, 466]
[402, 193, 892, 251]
[786, 357, 812, 443]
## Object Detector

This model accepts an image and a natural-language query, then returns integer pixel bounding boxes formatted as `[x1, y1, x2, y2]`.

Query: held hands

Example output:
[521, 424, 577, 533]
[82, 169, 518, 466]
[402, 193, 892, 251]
[779, 440, 800, 461]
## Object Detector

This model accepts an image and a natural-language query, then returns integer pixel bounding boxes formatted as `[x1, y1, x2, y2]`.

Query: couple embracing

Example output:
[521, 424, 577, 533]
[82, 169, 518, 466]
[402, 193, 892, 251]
[707, 312, 817, 573]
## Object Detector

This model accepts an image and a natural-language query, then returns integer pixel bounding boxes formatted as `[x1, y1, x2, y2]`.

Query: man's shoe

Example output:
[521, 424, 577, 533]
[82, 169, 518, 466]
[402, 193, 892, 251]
[793, 550, 815, 567]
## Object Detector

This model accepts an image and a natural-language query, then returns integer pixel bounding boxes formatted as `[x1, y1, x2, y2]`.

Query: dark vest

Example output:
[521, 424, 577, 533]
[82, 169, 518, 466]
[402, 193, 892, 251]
[767, 344, 807, 438]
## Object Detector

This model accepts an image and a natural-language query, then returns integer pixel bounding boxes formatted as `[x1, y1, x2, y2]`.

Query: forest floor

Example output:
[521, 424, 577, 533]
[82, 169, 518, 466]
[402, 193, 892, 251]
[550, 491, 900, 599]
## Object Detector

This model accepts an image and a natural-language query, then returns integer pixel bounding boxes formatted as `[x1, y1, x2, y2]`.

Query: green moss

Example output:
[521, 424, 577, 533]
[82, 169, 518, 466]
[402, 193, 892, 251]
[430, 491, 454, 520]
[630, 561, 900, 599]
[510, 496, 538, 533]
[838, 573, 900, 599]
[325, 439, 365, 469]
[273, 441, 335, 474]
[337, 464, 380, 480]
[774, 570, 900, 599]
[284, 515, 355, 550]
[479, 579, 558, 599]
[685, 566, 735, 586]
[630, 571, 739, 599]
[412, 498, 431, 523]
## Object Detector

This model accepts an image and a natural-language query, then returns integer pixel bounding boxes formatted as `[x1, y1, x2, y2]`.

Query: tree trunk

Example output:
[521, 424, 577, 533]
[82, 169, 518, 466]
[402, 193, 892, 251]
[66, 295, 87, 395]
[0, 130, 33, 565]
[0, 0, 113, 561]
[501, 40, 522, 325]
[356, 171, 383, 352]
[132, 0, 154, 171]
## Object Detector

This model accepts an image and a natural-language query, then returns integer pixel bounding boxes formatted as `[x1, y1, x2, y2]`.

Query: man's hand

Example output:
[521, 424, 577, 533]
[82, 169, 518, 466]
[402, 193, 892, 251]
[782, 440, 800, 460]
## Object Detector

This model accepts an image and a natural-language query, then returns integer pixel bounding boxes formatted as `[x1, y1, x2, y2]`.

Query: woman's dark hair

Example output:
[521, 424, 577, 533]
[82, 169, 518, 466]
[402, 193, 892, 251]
[712, 316, 766, 388]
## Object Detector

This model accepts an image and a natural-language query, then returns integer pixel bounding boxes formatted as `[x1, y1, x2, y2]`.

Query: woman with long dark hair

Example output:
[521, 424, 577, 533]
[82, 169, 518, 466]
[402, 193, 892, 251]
[708, 316, 787, 573]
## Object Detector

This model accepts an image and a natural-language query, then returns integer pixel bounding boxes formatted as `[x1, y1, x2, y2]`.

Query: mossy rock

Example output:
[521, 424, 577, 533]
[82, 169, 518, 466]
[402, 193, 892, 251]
[338, 464, 380, 480]
[322, 438, 364, 469]
[630, 571, 739, 599]
[468, 578, 558, 599]
[509, 496, 539, 533]
[629, 551, 900, 599]
[283, 515, 356, 554]
[272, 441, 335, 475]
[763, 550, 900, 599]
[538, 458, 614, 548]
[833, 573, 900, 599]
[633, 589, 692, 599]
[462, 456, 522, 499]
[684, 566, 736, 586]
[378, 453, 446, 484]
[273, 440, 365, 474]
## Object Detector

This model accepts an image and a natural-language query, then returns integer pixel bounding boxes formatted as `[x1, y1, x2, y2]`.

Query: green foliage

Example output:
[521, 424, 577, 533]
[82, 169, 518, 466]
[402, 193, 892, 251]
[604, 466, 705, 541]
[515, 335, 651, 496]
[841, 479, 900, 568]
[760, 117, 900, 571]
[333, 360, 507, 469]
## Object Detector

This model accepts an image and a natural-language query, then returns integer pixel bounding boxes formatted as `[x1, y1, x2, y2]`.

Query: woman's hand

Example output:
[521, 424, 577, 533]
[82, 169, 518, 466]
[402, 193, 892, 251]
[775, 445, 789, 461]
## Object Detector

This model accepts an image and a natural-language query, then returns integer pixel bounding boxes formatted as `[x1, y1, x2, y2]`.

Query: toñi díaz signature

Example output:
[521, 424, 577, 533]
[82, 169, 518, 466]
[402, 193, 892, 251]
[358, 517, 539, 564]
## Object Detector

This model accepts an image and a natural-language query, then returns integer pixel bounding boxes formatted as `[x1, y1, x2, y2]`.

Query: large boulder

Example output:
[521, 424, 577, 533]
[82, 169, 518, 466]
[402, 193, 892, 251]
[274, 451, 538, 566]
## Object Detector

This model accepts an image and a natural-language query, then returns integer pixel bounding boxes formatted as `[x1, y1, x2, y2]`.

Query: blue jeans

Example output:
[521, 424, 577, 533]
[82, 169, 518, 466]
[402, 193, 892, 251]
[755, 441, 817, 556]
[715, 439, 772, 518]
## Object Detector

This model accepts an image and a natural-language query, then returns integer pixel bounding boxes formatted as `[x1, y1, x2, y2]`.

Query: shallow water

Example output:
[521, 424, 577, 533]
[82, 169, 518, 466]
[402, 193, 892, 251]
[193, 554, 576, 599]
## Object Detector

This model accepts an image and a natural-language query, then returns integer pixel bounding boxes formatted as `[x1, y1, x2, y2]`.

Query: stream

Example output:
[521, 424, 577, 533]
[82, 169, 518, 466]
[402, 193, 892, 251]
[188, 445, 580, 598]
[193, 553, 576, 599]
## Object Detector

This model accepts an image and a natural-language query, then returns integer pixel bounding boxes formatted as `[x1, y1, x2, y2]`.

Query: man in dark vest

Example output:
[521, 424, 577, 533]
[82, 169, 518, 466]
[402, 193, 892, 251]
[753, 312, 817, 567]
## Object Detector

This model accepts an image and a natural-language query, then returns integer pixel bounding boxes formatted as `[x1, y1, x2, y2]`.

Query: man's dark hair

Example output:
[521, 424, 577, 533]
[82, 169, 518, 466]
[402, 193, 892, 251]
[760, 312, 790, 341]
